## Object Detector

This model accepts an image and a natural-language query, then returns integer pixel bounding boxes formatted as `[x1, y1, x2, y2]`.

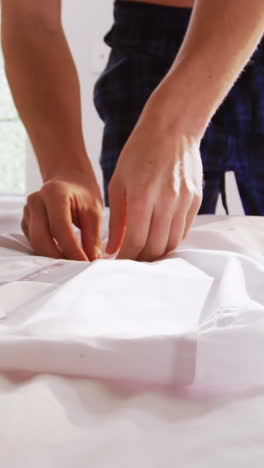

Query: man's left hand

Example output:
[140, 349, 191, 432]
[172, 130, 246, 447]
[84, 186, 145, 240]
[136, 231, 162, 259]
[106, 97, 203, 262]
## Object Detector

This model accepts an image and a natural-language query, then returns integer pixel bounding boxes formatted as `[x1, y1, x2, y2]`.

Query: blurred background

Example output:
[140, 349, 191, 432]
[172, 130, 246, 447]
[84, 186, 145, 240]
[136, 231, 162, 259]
[0, 1, 243, 214]
[0, 41, 26, 194]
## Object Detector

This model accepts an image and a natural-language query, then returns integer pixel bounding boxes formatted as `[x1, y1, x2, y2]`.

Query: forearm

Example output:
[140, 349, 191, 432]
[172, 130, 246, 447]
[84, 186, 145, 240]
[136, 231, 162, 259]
[150, 0, 264, 139]
[1, 9, 91, 181]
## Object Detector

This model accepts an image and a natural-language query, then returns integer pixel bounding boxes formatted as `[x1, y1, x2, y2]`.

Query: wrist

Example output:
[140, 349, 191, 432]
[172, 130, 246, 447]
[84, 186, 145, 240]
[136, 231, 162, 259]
[29, 128, 93, 182]
[40, 151, 94, 183]
[144, 60, 221, 141]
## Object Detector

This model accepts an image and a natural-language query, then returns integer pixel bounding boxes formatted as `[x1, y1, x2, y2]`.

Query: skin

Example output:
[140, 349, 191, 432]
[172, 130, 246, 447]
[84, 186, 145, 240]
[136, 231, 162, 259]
[1, 0, 264, 262]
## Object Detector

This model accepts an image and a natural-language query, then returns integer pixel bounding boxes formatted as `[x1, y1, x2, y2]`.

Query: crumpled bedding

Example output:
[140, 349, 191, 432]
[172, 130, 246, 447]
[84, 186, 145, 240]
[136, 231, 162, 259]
[1, 198, 264, 468]
[0, 201, 263, 393]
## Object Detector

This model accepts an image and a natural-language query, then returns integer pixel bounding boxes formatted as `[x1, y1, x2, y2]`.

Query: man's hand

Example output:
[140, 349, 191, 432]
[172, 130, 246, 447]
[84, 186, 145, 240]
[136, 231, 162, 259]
[2, 2, 104, 262]
[22, 168, 103, 261]
[106, 0, 264, 263]
[106, 98, 203, 262]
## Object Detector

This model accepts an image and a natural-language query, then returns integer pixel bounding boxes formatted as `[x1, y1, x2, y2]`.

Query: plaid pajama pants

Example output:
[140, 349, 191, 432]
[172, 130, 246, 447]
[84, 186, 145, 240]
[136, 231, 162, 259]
[93, 1, 264, 214]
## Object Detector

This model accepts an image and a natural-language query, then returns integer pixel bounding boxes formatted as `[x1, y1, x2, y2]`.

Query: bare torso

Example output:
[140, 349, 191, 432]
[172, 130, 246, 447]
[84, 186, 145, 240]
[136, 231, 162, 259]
[117, 0, 194, 8]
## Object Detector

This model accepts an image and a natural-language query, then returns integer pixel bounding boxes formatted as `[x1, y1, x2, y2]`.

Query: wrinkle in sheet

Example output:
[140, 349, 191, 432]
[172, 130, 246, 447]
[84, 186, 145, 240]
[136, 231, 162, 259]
[0, 207, 264, 393]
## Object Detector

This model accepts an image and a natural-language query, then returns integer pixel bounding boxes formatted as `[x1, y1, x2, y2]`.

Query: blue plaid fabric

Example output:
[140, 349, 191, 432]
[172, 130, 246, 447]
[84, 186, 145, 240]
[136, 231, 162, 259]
[93, 1, 264, 214]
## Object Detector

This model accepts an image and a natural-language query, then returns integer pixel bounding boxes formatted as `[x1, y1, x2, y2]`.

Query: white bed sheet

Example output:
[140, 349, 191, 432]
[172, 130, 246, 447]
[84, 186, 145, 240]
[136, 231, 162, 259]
[1, 198, 264, 467]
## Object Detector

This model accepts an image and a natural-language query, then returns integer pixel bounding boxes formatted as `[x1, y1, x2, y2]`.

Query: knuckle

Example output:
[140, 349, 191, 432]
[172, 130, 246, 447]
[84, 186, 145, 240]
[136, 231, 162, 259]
[23, 204, 30, 217]
[87, 211, 99, 224]
[182, 178, 193, 193]
[21, 219, 28, 236]
[193, 193, 202, 209]
[194, 188, 202, 199]
[180, 176, 189, 191]
[166, 176, 178, 195]
[129, 189, 152, 207]
[89, 202, 103, 219]
[26, 192, 38, 206]
[138, 178, 152, 193]
[190, 192, 202, 211]
[182, 186, 194, 203]
[181, 177, 196, 197]
[193, 182, 203, 198]
[41, 181, 67, 201]
[162, 186, 177, 206]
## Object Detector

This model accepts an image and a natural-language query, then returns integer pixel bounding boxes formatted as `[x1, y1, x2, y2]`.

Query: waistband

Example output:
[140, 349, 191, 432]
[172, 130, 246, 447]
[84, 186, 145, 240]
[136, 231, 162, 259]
[113, 1, 192, 37]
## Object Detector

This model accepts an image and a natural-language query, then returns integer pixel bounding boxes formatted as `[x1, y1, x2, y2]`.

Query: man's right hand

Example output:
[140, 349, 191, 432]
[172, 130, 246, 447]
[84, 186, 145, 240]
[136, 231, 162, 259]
[21, 169, 103, 262]
[2, 2, 103, 263]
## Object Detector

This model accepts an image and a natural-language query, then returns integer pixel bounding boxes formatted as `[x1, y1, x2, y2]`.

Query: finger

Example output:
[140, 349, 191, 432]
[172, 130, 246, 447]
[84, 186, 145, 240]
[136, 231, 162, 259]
[182, 196, 202, 240]
[137, 205, 174, 262]
[80, 208, 103, 261]
[117, 194, 153, 260]
[21, 205, 30, 239]
[44, 196, 88, 261]
[106, 180, 126, 254]
[27, 198, 63, 259]
[166, 206, 189, 255]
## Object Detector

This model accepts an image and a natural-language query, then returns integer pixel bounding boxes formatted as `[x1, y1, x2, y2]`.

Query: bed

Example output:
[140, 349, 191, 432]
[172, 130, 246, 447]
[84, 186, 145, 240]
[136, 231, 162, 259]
[1, 196, 264, 467]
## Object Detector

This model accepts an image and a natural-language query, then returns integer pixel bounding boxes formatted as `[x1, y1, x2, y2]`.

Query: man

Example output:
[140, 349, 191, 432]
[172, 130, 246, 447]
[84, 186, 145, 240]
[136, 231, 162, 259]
[1, 0, 264, 262]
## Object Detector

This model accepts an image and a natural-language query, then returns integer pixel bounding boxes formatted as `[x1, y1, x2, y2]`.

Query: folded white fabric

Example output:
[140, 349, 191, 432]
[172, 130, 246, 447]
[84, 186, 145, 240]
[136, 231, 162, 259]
[0, 207, 264, 393]
[0, 256, 211, 386]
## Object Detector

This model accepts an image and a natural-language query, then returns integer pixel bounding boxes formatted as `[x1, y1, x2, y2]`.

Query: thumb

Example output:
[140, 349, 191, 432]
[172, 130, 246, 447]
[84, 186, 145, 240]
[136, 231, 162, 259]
[106, 180, 126, 254]
[80, 208, 103, 261]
